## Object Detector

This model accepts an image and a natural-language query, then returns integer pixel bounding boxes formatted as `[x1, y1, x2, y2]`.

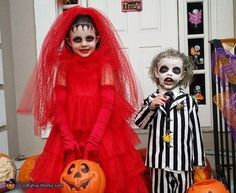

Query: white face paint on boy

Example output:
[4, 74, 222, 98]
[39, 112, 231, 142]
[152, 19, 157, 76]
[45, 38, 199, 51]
[67, 25, 100, 58]
[154, 57, 184, 91]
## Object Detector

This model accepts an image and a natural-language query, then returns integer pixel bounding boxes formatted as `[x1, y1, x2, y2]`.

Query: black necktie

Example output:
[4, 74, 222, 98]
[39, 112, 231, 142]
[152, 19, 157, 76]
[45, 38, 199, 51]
[164, 91, 174, 111]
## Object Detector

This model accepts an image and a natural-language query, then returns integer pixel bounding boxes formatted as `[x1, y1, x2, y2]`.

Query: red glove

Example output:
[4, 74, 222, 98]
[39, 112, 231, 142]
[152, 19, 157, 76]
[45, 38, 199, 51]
[85, 86, 115, 159]
[54, 85, 79, 153]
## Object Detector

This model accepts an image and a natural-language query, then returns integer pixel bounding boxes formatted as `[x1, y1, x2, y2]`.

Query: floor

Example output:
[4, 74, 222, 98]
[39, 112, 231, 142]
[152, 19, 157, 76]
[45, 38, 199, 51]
[5, 190, 24, 193]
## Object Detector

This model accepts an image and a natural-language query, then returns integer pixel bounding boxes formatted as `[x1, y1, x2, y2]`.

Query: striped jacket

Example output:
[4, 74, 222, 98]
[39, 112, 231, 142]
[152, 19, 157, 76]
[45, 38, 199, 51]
[135, 90, 205, 171]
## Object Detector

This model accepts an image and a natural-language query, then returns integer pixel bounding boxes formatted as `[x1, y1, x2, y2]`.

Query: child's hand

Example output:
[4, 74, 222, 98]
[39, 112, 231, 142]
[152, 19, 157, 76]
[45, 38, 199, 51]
[149, 94, 168, 110]
[62, 134, 80, 153]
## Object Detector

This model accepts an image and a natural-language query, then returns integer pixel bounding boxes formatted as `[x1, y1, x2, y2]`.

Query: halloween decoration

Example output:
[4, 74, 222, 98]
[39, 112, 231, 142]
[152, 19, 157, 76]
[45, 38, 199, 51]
[188, 9, 202, 28]
[193, 158, 212, 182]
[187, 2, 204, 34]
[187, 179, 229, 193]
[162, 133, 173, 143]
[0, 179, 17, 193]
[0, 153, 16, 193]
[0, 153, 16, 182]
[18, 155, 39, 182]
[60, 159, 106, 193]
[176, 102, 185, 110]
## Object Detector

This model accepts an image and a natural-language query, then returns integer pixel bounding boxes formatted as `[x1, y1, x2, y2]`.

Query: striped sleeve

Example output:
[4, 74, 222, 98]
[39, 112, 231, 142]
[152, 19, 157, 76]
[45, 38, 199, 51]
[134, 93, 157, 129]
[189, 98, 205, 166]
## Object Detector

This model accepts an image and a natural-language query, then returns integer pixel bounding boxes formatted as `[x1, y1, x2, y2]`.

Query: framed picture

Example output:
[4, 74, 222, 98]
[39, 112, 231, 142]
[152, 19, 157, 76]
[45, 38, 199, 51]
[187, 2, 204, 34]
[188, 38, 204, 70]
[190, 74, 206, 105]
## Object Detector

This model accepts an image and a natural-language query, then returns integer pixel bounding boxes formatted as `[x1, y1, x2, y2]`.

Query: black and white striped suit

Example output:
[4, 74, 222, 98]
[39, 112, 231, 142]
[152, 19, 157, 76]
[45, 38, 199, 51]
[135, 89, 205, 192]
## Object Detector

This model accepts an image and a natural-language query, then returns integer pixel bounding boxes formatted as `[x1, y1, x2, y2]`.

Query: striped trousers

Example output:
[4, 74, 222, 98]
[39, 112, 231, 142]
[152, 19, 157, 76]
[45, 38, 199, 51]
[151, 168, 193, 193]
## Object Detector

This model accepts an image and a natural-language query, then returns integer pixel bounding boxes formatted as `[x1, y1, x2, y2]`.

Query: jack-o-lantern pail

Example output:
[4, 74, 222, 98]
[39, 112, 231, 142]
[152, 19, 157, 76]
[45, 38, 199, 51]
[193, 158, 212, 182]
[18, 154, 39, 182]
[60, 159, 106, 193]
[187, 179, 229, 193]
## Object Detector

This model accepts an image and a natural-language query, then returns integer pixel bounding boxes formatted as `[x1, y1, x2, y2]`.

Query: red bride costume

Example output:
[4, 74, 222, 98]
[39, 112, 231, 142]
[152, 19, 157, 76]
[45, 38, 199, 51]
[17, 6, 148, 193]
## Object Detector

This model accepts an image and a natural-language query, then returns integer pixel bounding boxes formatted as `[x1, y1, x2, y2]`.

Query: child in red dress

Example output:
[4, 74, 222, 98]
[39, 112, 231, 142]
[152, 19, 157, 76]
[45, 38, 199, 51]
[18, 6, 148, 193]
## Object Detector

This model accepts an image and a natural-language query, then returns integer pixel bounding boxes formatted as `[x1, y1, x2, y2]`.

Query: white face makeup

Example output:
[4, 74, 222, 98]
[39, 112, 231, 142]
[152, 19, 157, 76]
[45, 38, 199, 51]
[155, 57, 184, 91]
[67, 25, 100, 57]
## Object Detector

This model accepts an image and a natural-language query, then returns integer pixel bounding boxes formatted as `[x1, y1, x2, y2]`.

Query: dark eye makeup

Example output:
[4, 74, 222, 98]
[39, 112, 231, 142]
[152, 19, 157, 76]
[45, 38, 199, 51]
[159, 66, 182, 74]
[72, 35, 95, 43]
[73, 36, 82, 43]
[159, 66, 169, 73]
[172, 67, 181, 74]
[86, 35, 95, 42]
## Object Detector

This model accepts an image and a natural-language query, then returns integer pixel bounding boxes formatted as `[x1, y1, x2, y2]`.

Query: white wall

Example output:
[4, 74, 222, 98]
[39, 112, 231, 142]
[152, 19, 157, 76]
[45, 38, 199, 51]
[0, 0, 18, 157]
[10, 0, 45, 156]
[209, 0, 234, 39]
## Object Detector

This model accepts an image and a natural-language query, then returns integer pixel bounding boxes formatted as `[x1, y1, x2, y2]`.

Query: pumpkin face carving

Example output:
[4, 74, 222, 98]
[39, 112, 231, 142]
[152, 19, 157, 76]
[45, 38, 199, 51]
[60, 159, 106, 193]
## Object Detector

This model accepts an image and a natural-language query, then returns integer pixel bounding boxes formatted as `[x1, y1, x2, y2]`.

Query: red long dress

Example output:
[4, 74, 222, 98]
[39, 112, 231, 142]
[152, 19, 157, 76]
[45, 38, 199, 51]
[24, 53, 148, 193]
[17, 6, 148, 193]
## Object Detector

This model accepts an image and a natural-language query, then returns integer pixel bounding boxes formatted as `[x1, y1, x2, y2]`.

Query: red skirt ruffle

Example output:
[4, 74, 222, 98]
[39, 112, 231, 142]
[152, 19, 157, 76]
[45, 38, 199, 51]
[24, 96, 148, 193]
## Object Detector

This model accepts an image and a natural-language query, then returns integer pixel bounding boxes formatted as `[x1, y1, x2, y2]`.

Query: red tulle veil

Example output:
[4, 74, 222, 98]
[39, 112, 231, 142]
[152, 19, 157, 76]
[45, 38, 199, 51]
[17, 6, 141, 135]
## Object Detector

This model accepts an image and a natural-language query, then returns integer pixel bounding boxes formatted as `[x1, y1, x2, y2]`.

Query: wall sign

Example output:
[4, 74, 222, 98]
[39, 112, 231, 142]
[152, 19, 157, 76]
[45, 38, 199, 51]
[122, 0, 142, 12]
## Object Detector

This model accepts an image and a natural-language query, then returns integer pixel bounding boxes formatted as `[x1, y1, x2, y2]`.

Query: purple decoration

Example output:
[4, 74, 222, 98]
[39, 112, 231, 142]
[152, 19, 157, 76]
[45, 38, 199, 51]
[229, 93, 236, 109]
[225, 95, 236, 143]
[221, 62, 236, 79]
[188, 9, 202, 27]
[229, 125, 236, 143]
[211, 43, 236, 143]
[211, 49, 236, 87]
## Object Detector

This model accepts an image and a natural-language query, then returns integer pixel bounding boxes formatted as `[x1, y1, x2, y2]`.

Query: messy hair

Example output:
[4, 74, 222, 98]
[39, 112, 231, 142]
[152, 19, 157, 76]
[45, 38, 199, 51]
[149, 48, 195, 88]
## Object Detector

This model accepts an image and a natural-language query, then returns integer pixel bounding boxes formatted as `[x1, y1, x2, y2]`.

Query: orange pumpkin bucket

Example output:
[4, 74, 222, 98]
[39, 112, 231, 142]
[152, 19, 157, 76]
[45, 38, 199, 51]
[18, 154, 39, 182]
[60, 159, 106, 193]
[187, 179, 229, 193]
[193, 158, 212, 182]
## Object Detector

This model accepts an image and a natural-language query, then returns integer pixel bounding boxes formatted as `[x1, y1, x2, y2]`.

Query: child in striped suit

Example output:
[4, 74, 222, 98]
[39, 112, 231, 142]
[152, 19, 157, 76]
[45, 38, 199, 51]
[135, 48, 206, 193]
